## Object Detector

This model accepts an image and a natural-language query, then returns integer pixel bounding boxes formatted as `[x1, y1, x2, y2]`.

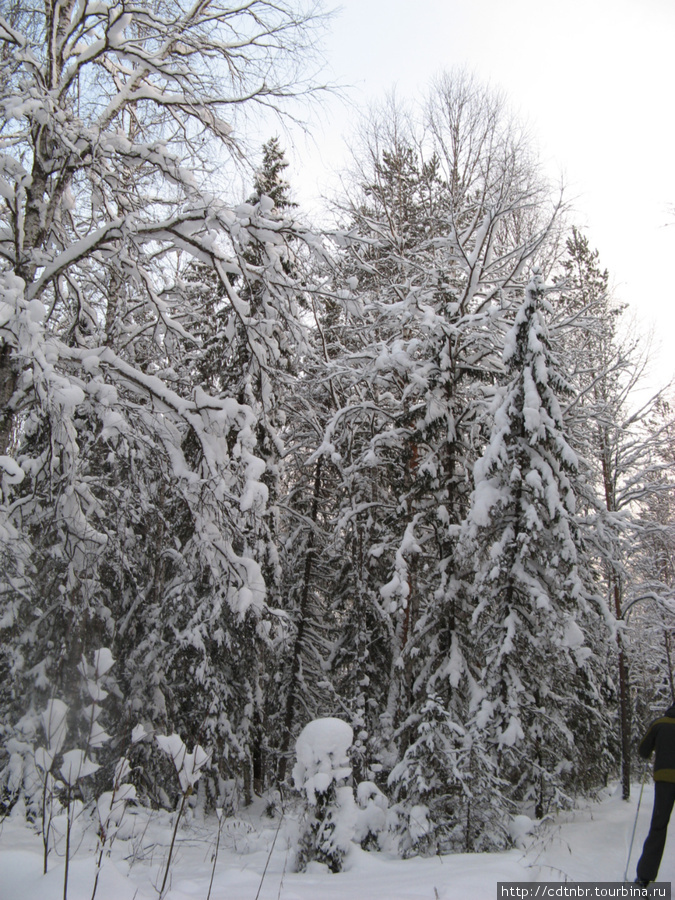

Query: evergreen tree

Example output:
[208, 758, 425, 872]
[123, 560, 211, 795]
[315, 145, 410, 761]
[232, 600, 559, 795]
[249, 137, 298, 210]
[327, 81, 563, 849]
[459, 272, 606, 829]
[177, 138, 310, 800]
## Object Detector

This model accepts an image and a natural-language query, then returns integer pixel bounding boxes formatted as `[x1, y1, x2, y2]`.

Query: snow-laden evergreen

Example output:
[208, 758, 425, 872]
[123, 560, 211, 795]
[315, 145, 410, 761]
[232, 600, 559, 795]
[458, 273, 606, 829]
[293, 718, 356, 872]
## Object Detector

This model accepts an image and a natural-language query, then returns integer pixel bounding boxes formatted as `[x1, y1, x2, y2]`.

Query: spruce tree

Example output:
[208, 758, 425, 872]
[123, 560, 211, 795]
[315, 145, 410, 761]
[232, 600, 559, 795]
[459, 272, 607, 828]
[249, 137, 298, 210]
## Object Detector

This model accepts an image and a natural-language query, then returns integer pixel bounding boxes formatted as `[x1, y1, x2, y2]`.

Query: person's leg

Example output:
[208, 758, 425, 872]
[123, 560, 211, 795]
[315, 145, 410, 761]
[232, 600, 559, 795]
[637, 781, 675, 883]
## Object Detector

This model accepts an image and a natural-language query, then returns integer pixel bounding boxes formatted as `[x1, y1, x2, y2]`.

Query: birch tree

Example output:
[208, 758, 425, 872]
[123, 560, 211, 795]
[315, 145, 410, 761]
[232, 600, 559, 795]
[0, 0, 326, 790]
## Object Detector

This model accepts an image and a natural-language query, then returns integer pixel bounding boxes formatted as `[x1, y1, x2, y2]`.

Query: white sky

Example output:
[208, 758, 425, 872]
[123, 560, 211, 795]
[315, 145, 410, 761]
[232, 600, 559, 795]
[281, 0, 675, 390]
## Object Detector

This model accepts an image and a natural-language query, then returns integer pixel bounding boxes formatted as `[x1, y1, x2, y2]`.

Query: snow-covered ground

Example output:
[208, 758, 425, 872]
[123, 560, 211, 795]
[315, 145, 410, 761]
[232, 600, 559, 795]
[1, 782, 671, 900]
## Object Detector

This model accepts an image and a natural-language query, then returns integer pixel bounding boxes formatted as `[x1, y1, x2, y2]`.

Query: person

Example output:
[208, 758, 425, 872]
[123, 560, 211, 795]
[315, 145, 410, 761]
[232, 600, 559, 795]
[635, 701, 675, 886]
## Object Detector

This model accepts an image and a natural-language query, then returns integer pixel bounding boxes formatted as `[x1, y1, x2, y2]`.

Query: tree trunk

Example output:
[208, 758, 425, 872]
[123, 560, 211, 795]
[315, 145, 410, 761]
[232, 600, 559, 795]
[0, 342, 17, 455]
[601, 432, 631, 801]
[664, 624, 675, 704]
[277, 457, 323, 783]
[613, 579, 631, 801]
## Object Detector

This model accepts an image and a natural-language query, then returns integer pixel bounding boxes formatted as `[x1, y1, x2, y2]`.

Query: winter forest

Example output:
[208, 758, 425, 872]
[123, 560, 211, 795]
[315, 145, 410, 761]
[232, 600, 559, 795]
[1, 0, 675, 897]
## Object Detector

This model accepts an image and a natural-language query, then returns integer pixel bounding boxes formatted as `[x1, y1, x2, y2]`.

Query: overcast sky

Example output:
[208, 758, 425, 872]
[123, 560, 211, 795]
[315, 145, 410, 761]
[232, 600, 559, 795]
[282, 0, 675, 389]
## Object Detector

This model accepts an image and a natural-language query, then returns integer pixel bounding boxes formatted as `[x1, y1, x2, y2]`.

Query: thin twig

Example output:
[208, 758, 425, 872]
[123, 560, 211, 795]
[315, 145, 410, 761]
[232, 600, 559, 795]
[254, 809, 285, 900]
[159, 791, 188, 898]
[206, 809, 224, 900]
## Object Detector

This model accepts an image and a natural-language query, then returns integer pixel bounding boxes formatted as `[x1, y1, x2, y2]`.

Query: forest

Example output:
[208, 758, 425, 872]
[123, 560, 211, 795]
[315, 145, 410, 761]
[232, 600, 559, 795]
[0, 0, 674, 888]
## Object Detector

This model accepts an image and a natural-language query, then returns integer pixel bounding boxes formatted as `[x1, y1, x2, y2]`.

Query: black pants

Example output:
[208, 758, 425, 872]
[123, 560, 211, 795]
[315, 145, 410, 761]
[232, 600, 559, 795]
[637, 781, 675, 882]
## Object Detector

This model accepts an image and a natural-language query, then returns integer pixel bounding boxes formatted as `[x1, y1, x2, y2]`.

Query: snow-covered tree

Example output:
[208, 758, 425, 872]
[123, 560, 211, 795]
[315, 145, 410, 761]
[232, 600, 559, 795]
[556, 229, 674, 798]
[386, 693, 480, 854]
[293, 717, 356, 872]
[249, 137, 298, 211]
[0, 0, 326, 800]
[459, 272, 606, 827]
[323, 78, 563, 834]
[626, 400, 675, 716]
[179, 138, 310, 799]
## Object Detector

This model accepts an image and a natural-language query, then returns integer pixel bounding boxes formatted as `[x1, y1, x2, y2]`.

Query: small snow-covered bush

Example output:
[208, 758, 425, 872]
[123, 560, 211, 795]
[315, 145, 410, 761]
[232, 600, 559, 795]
[0, 715, 41, 820]
[293, 717, 356, 873]
[354, 780, 388, 850]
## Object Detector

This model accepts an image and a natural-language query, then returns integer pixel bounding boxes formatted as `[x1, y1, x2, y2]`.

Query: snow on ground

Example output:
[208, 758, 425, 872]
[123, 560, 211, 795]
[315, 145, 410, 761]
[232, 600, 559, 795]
[0, 781, 672, 900]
